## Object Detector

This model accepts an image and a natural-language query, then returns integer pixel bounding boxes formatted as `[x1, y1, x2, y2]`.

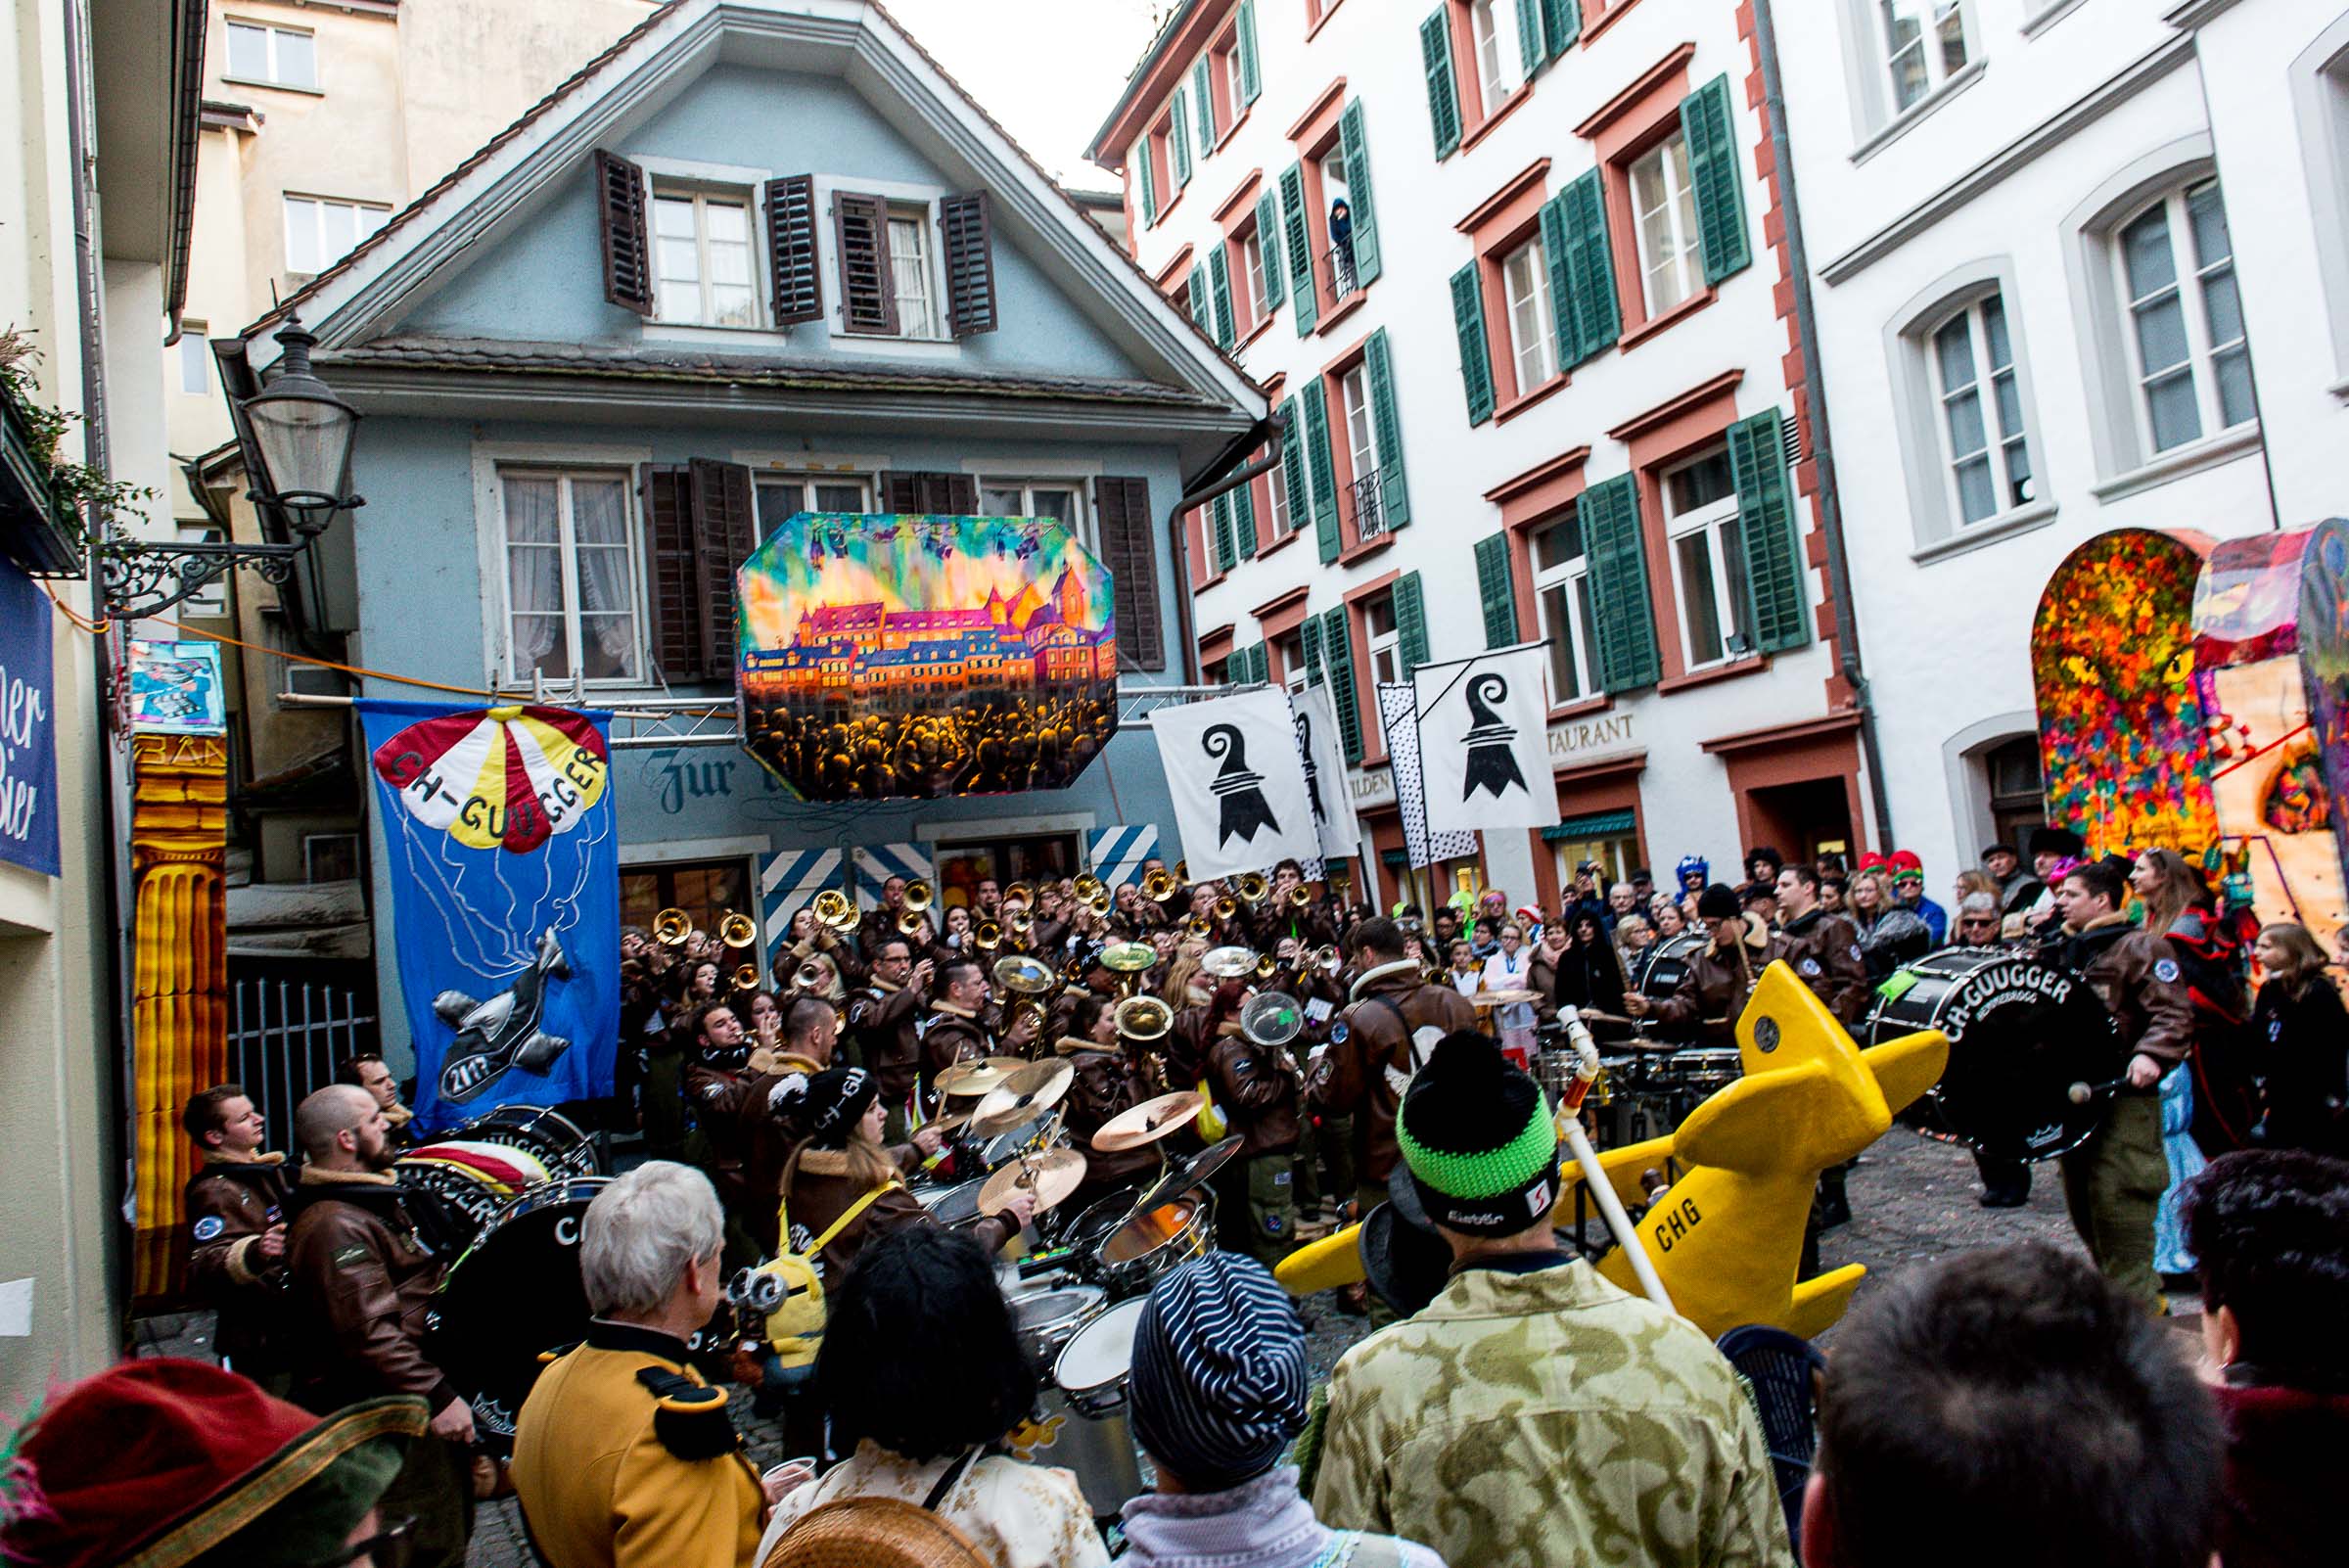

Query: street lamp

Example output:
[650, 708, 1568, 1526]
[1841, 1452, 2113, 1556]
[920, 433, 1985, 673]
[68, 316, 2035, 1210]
[102, 310, 366, 618]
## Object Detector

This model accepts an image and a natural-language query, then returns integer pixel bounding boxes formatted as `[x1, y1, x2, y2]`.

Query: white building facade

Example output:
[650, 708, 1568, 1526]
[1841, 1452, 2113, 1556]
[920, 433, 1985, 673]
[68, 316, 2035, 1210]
[1770, 0, 2348, 879]
[1088, 0, 1881, 914]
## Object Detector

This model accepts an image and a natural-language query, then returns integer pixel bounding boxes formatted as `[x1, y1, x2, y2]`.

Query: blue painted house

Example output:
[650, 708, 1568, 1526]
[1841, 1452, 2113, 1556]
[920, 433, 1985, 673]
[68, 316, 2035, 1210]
[248, 0, 1266, 1050]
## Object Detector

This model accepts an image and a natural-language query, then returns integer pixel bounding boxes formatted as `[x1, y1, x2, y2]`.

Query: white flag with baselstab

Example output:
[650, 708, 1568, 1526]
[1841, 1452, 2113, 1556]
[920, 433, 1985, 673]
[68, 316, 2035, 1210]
[1288, 683, 1360, 860]
[1413, 645, 1559, 834]
[1152, 689, 1322, 880]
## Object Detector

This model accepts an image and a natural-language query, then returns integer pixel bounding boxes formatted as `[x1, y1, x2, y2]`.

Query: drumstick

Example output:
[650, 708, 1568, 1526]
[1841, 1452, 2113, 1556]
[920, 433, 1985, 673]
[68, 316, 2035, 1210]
[1556, 1008, 1674, 1314]
[2066, 1078, 2128, 1105]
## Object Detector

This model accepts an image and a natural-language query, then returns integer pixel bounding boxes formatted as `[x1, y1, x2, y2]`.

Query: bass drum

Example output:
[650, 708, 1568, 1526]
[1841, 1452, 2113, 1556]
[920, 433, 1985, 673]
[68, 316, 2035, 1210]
[420, 1176, 606, 1454]
[1864, 948, 2120, 1164]
[451, 1106, 601, 1178]
[1636, 933, 1709, 999]
[399, 1106, 603, 1233]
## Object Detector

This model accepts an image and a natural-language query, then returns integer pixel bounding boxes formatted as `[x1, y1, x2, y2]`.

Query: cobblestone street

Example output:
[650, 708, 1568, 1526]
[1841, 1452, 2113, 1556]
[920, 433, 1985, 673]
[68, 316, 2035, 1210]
[459, 1127, 2120, 1566]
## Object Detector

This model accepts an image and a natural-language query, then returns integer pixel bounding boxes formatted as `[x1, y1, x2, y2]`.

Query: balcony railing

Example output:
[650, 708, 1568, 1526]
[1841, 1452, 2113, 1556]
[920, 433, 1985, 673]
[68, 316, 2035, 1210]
[1347, 464, 1396, 545]
[1317, 238, 1363, 311]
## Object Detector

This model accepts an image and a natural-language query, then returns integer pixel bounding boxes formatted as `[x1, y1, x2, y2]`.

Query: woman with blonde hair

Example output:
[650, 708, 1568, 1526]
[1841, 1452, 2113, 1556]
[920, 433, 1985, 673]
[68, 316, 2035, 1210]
[2251, 922, 2348, 1154]
[1848, 868, 1931, 982]
[2131, 847, 2210, 937]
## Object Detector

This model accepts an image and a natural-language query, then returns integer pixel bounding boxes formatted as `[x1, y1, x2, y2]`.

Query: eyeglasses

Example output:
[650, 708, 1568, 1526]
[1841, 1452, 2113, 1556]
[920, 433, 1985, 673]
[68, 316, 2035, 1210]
[324, 1517, 415, 1568]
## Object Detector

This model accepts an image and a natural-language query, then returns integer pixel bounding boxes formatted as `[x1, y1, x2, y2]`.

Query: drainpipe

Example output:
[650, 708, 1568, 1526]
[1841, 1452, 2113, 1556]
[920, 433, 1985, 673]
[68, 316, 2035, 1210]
[1751, 0, 1896, 848]
[1166, 410, 1284, 684]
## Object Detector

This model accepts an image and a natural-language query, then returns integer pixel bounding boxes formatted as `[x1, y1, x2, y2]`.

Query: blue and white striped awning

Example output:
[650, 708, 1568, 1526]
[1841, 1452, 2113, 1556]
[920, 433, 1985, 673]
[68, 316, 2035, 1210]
[854, 842, 933, 908]
[760, 847, 846, 969]
[1086, 825, 1161, 886]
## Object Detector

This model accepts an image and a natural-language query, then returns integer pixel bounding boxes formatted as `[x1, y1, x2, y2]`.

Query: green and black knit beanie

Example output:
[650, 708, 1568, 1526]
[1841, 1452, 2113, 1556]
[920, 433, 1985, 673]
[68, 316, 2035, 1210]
[1396, 1031, 1558, 1235]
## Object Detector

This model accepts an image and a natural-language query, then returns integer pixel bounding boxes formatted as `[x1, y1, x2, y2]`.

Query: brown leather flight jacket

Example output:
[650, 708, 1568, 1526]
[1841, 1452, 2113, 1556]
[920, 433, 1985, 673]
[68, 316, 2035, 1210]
[920, 1005, 993, 1085]
[1652, 935, 1796, 1048]
[779, 1143, 1012, 1285]
[1056, 1040, 1163, 1190]
[1206, 1028, 1303, 1157]
[283, 1168, 458, 1414]
[845, 981, 923, 1097]
[2059, 915, 2195, 1066]
[1316, 962, 1482, 1183]
[1776, 909, 1871, 1026]
[185, 1152, 293, 1367]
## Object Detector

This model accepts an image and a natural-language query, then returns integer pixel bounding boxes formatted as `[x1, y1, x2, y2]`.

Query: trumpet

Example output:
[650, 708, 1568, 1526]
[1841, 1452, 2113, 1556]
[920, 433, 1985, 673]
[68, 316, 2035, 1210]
[1287, 883, 1314, 910]
[901, 878, 934, 915]
[974, 920, 1002, 951]
[1084, 887, 1112, 916]
[653, 908, 694, 945]
[1256, 953, 1279, 980]
[1143, 868, 1177, 902]
[1310, 943, 1340, 970]
[1183, 913, 1212, 938]
[1214, 896, 1238, 921]
[1074, 873, 1105, 903]
[897, 907, 930, 938]
[718, 911, 758, 949]
[731, 963, 760, 992]
[1172, 859, 1189, 883]
[1236, 872, 1269, 905]
[1005, 908, 1035, 941]
[811, 889, 856, 932]
[1002, 881, 1035, 909]
[793, 960, 831, 992]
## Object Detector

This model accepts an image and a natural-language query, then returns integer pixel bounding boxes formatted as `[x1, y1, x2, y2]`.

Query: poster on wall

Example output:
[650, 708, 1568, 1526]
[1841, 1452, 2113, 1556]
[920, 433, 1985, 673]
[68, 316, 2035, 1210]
[127, 639, 227, 735]
[2297, 517, 2349, 928]
[0, 563, 58, 877]
[356, 699, 620, 1131]
[2030, 529, 2218, 855]
[736, 512, 1118, 800]
[2192, 528, 2342, 937]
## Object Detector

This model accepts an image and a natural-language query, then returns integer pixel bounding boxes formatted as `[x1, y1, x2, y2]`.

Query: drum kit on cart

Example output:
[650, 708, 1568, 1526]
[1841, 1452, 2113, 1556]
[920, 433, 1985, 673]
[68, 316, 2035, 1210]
[910, 1052, 1241, 1520]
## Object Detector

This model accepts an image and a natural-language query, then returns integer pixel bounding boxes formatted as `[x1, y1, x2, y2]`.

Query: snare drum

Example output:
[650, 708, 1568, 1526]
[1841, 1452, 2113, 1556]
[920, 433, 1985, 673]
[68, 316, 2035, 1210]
[1005, 1282, 1104, 1374]
[912, 1177, 988, 1228]
[1668, 1047, 1744, 1096]
[1084, 1191, 1214, 1298]
[419, 1176, 606, 1454]
[977, 1112, 1053, 1171]
[1031, 1296, 1148, 1518]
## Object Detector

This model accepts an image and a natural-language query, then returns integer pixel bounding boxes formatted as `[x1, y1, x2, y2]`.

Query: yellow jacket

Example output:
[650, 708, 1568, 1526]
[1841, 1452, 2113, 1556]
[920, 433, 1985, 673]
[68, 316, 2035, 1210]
[512, 1321, 764, 1568]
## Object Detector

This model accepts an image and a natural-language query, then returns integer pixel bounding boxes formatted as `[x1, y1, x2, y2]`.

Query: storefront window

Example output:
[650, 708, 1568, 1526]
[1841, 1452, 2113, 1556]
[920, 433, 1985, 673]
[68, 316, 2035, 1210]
[933, 832, 1081, 907]
[621, 857, 753, 941]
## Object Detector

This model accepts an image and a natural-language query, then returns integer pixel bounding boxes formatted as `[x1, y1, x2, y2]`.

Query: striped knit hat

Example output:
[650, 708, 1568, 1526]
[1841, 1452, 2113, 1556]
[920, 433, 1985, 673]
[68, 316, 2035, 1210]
[1398, 1030, 1558, 1235]
[1128, 1254, 1307, 1490]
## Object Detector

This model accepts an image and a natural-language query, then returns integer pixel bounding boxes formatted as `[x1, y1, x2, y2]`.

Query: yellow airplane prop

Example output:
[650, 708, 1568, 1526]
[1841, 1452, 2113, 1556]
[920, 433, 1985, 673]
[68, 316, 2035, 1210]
[1276, 961, 1950, 1341]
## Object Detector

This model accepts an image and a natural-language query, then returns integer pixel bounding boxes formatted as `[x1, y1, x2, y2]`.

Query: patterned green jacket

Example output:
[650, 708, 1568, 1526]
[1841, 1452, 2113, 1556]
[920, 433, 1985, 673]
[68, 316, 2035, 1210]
[1311, 1259, 1793, 1568]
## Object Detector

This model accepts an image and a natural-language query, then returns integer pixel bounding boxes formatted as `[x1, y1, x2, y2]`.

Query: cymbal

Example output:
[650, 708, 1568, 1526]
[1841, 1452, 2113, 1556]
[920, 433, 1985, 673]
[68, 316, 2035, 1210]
[935, 1055, 1030, 1099]
[1133, 1132, 1243, 1213]
[969, 1058, 1075, 1137]
[1092, 1090, 1204, 1152]
[978, 1146, 1087, 1218]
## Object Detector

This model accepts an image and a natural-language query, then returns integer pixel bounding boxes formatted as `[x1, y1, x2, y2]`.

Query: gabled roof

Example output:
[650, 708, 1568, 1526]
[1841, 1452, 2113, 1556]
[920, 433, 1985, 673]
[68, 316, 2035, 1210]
[246, 0, 1261, 422]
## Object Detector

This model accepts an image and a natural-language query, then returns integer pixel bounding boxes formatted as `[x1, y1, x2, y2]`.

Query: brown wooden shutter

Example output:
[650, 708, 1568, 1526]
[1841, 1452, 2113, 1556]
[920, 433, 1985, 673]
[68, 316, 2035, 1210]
[764, 174, 822, 325]
[834, 192, 898, 335]
[940, 191, 998, 338]
[638, 464, 699, 680]
[882, 471, 977, 513]
[1094, 476, 1163, 671]
[688, 459, 755, 680]
[595, 150, 655, 316]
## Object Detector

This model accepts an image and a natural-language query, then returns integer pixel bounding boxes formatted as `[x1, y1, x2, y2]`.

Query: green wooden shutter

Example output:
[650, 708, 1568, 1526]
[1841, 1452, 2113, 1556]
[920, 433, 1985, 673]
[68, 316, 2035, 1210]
[1419, 8, 1462, 160]
[1303, 379, 1340, 561]
[1320, 606, 1364, 763]
[1277, 396, 1309, 534]
[1207, 244, 1236, 347]
[1301, 614, 1325, 684]
[1559, 168, 1620, 365]
[1681, 75, 1752, 285]
[1538, 191, 1576, 371]
[1450, 262, 1496, 426]
[1279, 162, 1318, 335]
[1393, 572, 1430, 675]
[1187, 269, 1212, 334]
[1192, 61, 1218, 152]
[1137, 137, 1158, 225]
[1474, 533, 1518, 648]
[1172, 91, 1193, 186]
[1255, 193, 1286, 310]
[1541, 0, 1579, 58]
[1577, 474, 1662, 692]
[1363, 327, 1409, 528]
[1210, 491, 1236, 574]
[1338, 100, 1382, 287]
[1238, 0, 1263, 104]
[1515, 0, 1545, 74]
[1232, 477, 1258, 560]
[1727, 408, 1808, 653]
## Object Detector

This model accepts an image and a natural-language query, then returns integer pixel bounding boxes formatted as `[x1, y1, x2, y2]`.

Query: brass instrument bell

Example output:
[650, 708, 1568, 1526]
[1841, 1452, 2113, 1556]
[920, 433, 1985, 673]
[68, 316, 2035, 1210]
[974, 920, 1002, 951]
[1074, 873, 1105, 902]
[1084, 887, 1113, 915]
[897, 907, 930, 938]
[731, 962, 760, 992]
[718, 911, 758, 949]
[1287, 883, 1314, 910]
[1310, 943, 1340, 970]
[1005, 908, 1035, 939]
[1183, 913, 1212, 938]
[653, 907, 693, 945]
[810, 889, 856, 931]
[992, 953, 1057, 994]
[1114, 993, 1174, 1041]
[1255, 953, 1279, 980]
[1201, 945, 1259, 980]
[1214, 896, 1238, 921]
[1142, 868, 1177, 902]
[1100, 941, 1158, 973]
[1002, 881, 1035, 909]
[1236, 872, 1269, 904]
[1172, 859, 1189, 882]
[793, 960, 830, 992]
[901, 878, 934, 914]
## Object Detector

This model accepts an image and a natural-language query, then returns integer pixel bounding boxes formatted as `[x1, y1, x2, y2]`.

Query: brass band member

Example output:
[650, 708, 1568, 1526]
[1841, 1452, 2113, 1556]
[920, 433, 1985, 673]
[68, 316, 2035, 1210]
[182, 1083, 293, 1390]
[845, 935, 931, 1136]
[1055, 995, 1160, 1209]
[1204, 1002, 1304, 1266]
[739, 996, 841, 1258]
[1316, 916, 1480, 1220]
[1624, 883, 1791, 1046]
[922, 957, 999, 1086]
[1773, 863, 1870, 1025]
[857, 875, 910, 959]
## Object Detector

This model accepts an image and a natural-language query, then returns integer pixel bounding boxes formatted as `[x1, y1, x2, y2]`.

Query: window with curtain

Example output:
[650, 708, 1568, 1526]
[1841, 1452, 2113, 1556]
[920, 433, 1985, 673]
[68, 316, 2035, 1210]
[2114, 179, 2252, 455]
[1267, 452, 1291, 540]
[889, 208, 942, 338]
[1469, 0, 1524, 115]
[1662, 447, 1749, 670]
[500, 469, 642, 685]
[1931, 292, 2035, 525]
[1242, 230, 1268, 322]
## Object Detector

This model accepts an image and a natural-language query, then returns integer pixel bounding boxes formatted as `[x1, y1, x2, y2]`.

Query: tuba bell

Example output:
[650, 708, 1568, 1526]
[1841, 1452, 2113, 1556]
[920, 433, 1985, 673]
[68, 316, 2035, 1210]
[1114, 993, 1173, 1041]
[718, 911, 758, 949]
[1202, 945, 1259, 980]
[992, 953, 1057, 994]
[653, 908, 694, 945]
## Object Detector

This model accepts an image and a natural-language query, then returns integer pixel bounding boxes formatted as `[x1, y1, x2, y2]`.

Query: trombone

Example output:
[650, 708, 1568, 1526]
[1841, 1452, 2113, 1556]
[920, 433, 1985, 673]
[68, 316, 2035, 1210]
[1142, 868, 1178, 902]
[718, 911, 758, 949]
[653, 908, 694, 946]
[810, 889, 857, 933]
[1235, 871, 1269, 905]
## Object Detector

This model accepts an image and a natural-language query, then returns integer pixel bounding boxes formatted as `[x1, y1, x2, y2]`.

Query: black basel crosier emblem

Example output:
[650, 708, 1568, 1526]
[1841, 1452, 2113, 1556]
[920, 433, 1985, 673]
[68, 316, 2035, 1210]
[1294, 709, 1326, 824]
[1459, 671, 1527, 801]
[1204, 722, 1281, 846]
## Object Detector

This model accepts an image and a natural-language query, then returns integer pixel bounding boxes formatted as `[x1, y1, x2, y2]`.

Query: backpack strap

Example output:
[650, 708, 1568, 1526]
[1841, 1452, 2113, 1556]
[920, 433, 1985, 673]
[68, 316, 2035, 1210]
[921, 1447, 981, 1512]
[777, 1177, 901, 1257]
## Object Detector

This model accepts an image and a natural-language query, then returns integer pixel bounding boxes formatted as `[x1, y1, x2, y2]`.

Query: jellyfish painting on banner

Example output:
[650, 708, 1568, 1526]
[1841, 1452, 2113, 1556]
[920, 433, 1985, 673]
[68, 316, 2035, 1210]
[355, 699, 621, 1130]
[2030, 529, 2219, 857]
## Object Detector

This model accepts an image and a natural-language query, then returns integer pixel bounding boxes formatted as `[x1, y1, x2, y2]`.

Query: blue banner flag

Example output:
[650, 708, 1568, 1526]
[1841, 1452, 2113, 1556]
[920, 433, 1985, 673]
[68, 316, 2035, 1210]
[356, 698, 619, 1131]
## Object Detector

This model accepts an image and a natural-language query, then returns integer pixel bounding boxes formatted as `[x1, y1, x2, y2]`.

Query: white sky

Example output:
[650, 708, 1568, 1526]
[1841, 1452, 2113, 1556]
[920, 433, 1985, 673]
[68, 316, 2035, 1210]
[881, 0, 1171, 188]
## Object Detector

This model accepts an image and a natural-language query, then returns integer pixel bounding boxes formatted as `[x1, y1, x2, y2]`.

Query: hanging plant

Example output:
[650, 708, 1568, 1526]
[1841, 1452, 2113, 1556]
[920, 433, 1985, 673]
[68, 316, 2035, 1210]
[0, 326, 155, 559]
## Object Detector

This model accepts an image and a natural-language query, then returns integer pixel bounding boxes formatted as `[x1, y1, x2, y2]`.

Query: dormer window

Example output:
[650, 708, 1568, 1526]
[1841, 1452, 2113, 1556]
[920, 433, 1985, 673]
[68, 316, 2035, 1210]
[888, 207, 943, 339]
[653, 185, 759, 328]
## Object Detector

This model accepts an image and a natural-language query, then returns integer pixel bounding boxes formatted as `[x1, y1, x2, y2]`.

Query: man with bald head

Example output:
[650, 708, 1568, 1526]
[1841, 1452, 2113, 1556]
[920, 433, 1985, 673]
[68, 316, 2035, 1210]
[284, 1084, 478, 1566]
